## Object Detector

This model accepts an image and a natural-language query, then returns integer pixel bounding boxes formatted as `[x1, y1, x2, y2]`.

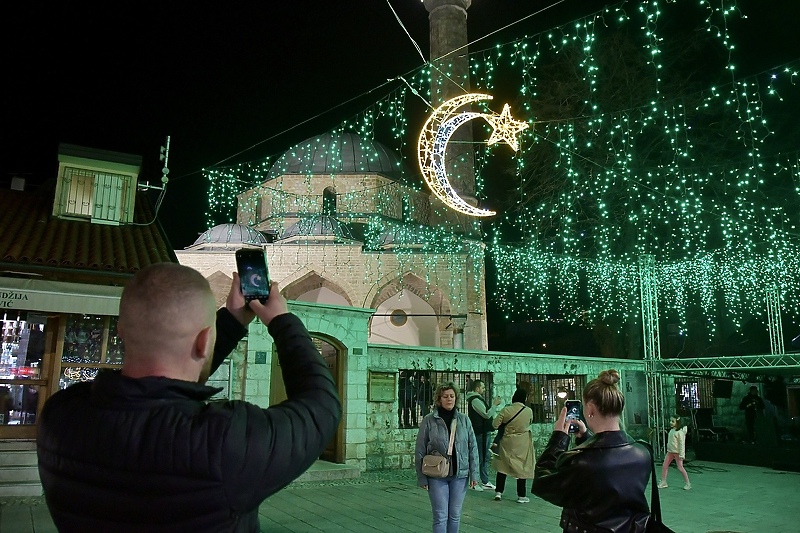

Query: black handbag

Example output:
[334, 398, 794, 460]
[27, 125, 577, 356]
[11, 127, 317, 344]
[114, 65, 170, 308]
[641, 442, 677, 533]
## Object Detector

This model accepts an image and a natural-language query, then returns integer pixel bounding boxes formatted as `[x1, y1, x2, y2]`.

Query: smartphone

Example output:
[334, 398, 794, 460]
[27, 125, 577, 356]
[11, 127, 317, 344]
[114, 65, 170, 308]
[235, 249, 270, 304]
[565, 400, 583, 434]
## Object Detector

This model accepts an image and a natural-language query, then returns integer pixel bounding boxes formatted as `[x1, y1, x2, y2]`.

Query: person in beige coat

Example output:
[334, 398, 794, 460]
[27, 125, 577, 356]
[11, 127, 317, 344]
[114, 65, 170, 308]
[492, 388, 535, 503]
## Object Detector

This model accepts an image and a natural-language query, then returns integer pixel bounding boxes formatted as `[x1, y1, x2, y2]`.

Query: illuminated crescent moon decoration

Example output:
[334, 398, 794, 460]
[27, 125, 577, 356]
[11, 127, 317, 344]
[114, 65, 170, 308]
[418, 93, 529, 217]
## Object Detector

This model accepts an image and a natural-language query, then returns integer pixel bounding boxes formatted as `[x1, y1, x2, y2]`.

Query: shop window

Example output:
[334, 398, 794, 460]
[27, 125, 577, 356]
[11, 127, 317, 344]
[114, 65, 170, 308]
[516, 373, 587, 423]
[1, 311, 49, 426]
[59, 315, 124, 389]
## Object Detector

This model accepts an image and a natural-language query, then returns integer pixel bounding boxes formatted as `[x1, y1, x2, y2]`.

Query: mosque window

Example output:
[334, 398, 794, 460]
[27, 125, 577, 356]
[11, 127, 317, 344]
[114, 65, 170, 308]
[389, 309, 407, 327]
[323, 187, 336, 215]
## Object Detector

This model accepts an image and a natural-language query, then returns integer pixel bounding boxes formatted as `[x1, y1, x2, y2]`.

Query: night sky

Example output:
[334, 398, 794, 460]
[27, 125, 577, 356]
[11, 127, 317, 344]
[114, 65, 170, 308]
[3, 1, 796, 247]
[0, 0, 698, 248]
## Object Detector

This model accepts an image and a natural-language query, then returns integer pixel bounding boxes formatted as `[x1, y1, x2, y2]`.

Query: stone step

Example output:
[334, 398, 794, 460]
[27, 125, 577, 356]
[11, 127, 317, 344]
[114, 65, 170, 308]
[294, 461, 360, 483]
[0, 480, 43, 498]
[0, 466, 40, 483]
[0, 450, 38, 467]
[0, 440, 36, 451]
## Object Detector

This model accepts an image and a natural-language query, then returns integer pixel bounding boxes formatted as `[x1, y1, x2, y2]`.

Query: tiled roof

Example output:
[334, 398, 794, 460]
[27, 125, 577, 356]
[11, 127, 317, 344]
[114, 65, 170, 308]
[0, 187, 177, 279]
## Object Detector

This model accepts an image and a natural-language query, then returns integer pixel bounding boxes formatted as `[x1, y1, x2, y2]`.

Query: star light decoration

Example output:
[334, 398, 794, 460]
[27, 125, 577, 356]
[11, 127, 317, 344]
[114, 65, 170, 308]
[484, 103, 529, 152]
[418, 93, 529, 217]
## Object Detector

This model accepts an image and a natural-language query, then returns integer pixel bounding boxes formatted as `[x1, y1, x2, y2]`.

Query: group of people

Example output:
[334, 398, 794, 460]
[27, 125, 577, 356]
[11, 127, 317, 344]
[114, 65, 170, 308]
[33, 262, 709, 533]
[415, 369, 696, 533]
[399, 370, 434, 428]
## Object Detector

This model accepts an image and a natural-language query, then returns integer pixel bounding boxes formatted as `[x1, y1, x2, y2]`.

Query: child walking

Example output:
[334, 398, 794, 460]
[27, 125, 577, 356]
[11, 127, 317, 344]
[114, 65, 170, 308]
[659, 416, 691, 490]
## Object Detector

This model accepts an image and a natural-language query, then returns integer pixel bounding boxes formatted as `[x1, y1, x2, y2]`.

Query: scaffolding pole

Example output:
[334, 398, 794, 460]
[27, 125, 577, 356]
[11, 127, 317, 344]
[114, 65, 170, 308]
[639, 254, 666, 460]
[766, 285, 785, 356]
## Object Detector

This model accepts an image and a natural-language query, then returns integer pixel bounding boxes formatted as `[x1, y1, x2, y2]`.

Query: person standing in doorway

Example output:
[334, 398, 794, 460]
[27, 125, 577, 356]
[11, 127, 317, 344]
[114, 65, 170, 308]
[466, 379, 502, 492]
[739, 385, 765, 444]
[399, 371, 418, 428]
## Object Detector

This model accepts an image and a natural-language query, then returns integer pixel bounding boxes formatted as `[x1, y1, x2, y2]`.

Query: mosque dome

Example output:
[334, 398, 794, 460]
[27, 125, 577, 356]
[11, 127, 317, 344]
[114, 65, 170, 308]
[189, 223, 268, 249]
[266, 132, 405, 181]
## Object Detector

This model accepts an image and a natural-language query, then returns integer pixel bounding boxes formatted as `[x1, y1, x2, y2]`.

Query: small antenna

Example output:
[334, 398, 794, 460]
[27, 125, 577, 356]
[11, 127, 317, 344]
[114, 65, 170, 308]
[138, 136, 171, 191]
[159, 135, 171, 185]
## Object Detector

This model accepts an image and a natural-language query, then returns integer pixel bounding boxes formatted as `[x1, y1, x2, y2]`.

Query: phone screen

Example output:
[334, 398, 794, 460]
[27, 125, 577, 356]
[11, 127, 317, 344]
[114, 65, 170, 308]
[235, 249, 270, 303]
[565, 400, 582, 433]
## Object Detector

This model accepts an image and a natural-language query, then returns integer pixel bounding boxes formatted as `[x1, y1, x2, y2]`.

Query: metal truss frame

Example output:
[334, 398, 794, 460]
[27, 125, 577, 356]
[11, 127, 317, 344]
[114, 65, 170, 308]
[767, 285, 785, 356]
[654, 353, 800, 380]
[639, 255, 667, 459]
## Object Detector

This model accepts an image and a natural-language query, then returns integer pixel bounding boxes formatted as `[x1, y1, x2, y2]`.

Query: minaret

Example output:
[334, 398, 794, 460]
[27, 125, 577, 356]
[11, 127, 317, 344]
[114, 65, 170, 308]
[423, 0, 488, 350]
[423, 0, 479, 233]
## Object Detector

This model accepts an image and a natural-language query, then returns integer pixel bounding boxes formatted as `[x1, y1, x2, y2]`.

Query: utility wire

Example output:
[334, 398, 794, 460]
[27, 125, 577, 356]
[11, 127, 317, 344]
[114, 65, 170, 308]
[386, 0, 426, 63]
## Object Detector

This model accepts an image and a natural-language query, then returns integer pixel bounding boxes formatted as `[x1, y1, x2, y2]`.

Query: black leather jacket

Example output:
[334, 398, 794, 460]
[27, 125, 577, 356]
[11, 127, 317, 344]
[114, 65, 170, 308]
[532, 430, 651, 533]
[38, 310, 341, 533]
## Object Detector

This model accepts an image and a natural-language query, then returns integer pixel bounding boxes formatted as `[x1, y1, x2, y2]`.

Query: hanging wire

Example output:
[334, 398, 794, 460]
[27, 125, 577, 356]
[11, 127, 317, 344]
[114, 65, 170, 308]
[385, 0, 427, 63]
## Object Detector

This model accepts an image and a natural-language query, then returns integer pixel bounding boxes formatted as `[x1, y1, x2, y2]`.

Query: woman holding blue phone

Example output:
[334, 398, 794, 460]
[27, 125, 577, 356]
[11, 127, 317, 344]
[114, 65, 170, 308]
[531, 369, 652, 533]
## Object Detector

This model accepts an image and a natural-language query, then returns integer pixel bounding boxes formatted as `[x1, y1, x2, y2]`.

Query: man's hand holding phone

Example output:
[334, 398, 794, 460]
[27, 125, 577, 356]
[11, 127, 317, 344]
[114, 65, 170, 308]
[226, 272, 256, 326]
[247, 282, 289, 326]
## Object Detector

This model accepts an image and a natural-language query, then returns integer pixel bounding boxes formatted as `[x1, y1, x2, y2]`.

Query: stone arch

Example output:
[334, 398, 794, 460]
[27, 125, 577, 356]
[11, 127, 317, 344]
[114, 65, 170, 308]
[368, 272, 452, 331]
[282, 270, 354, 306]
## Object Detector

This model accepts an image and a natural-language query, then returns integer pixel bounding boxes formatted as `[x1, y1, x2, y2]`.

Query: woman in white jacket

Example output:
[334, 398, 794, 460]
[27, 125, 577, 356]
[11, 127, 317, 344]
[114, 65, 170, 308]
[658, 416, 692, 490]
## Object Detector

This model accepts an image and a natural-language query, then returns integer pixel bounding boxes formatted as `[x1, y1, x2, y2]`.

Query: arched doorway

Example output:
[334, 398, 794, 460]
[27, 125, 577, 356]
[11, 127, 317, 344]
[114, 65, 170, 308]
[269, 334, 344, 463]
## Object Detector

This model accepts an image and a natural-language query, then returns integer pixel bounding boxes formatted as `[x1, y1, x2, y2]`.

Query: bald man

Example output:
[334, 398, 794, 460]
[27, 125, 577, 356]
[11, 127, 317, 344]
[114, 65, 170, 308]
[37, 263, 341, 533]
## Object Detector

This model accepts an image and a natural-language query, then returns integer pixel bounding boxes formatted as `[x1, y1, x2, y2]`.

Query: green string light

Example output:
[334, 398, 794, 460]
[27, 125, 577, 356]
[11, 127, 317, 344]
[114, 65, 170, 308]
[202, 0, 798, 344]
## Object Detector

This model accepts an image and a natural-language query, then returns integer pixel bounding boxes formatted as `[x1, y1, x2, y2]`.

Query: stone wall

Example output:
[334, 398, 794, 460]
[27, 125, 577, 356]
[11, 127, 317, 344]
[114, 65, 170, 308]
[363, 344, 647, 472]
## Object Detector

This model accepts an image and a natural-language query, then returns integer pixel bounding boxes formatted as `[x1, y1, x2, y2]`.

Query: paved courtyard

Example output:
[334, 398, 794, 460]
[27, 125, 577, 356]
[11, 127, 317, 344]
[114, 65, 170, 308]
[2, 460, 798, 532]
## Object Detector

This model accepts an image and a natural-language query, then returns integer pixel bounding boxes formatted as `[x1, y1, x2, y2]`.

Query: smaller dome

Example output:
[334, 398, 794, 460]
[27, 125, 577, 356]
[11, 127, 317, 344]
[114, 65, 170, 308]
[190, 223, 268, 248]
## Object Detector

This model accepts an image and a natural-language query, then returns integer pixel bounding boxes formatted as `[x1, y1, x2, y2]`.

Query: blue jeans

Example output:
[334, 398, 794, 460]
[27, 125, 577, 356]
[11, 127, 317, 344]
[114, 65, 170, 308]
[428, 476, 468, 533]
[476, 432, 492, 484]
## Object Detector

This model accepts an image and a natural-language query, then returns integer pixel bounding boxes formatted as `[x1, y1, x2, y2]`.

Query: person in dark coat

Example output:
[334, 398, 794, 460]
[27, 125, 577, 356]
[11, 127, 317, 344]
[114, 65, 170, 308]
[739, 385, 765, 444]
[531, 369, 651, 533]
[37, 263, 341, 533]
[398, 370, 417, 427]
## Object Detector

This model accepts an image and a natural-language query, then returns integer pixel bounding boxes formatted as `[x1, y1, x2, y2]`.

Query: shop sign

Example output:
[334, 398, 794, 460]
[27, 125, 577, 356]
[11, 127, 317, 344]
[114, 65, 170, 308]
[0, 291, 29, 308]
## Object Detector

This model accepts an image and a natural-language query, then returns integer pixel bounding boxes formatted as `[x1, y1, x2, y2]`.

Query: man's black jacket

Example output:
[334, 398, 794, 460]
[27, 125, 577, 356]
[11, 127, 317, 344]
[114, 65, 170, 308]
[37, 310, 341, 533]
[532, 430, 651, 533]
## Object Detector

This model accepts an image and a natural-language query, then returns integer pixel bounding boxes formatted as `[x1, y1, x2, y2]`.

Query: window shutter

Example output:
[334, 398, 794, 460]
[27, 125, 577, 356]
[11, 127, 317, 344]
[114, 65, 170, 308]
[91, 173, 124, 225]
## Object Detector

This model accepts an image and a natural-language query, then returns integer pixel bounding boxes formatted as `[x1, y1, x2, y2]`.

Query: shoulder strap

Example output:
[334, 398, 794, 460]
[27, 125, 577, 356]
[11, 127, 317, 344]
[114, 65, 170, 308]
[447, 419, 457, 456]
[637, 440, 663, 523]
[507, 406, 526, 424]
